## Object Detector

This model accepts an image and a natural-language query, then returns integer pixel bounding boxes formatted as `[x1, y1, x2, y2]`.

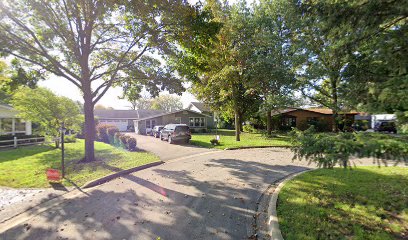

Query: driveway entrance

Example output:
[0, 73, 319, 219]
[125, 133, 218, 161]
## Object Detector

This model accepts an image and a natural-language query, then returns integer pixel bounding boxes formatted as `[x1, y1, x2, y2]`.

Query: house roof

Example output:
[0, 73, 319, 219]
[190, 102, 211, 113]
[135, 109, 211, 121]
[306, 108, 359, 115]
[271, 107, 359, 116]
[0, 103, 14, 110]
[94, 109, 167, 119]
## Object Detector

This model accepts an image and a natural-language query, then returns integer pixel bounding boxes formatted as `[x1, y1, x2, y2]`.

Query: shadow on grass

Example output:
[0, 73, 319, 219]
[277, 167, 408, 239]
[0, 145, 55, 163]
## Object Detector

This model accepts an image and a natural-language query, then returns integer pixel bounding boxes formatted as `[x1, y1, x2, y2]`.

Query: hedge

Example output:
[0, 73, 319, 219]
[290, 126, 408, 168]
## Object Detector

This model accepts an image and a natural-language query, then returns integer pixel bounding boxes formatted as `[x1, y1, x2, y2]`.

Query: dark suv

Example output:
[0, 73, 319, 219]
[152, 125, 164, 138]
[374, 121, 397, 133]
[160, 124, 191, 144]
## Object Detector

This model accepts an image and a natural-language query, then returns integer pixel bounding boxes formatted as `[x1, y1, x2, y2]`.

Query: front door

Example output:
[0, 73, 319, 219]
[145, 120, 156, 135]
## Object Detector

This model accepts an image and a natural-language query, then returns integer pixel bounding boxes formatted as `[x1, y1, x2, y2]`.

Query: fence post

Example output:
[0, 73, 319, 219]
[14, 136, 17, 148]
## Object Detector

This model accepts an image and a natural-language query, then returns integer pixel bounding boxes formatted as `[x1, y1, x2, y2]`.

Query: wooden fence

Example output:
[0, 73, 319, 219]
[0, 136, 45, 149]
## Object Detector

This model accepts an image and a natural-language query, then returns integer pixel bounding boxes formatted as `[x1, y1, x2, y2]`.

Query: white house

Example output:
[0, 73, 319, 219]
[0, 103, 32, 136]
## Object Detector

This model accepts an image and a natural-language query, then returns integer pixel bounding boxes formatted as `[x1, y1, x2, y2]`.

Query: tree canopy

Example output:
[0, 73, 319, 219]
[0, 0, 213, 160]
[11, 87, 82, 146]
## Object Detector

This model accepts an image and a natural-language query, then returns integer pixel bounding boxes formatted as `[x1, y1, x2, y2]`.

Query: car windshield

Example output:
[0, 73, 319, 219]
[175, 126, 189, 133]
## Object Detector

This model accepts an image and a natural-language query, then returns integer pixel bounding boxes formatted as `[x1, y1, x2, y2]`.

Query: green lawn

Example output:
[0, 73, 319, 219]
[277, 167, 408, 240]
[190, 129, 291, 149]
[0, 139, 159, 188]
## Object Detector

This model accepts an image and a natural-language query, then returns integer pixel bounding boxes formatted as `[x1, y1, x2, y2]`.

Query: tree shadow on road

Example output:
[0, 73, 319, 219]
[1, 156, 311, 240]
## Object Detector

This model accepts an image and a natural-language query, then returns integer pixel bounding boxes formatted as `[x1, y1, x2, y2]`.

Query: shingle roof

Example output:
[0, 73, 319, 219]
[270, 108, 298, 116]
[271, 107, 359, 116]
[94, 109, 167, 119]
[190, 102, 211, 113]
[137, 109, 168, 119]
[135, 109, 211, 121]
[0, 103, 13, 110]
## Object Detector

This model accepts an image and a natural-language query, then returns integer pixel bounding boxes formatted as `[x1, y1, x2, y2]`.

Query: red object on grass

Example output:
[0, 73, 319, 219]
[46, 169, 61, 181]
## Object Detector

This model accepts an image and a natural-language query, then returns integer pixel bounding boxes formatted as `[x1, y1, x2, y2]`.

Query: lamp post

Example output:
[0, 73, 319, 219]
[59, 122, 66, 178]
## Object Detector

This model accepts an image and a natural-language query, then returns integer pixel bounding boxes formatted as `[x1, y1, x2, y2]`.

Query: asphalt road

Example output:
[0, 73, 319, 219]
[1, 136, 318, 240]
[126, 133, 219, 161]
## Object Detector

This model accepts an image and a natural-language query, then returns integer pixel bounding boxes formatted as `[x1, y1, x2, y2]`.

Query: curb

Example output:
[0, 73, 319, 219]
[224, 145, 291, 150]
[267, 169, 314, 240]
[81, 161, 164, 188]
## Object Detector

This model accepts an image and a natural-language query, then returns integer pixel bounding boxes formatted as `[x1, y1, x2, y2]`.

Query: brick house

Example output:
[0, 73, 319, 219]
[271, 107, 359, 131]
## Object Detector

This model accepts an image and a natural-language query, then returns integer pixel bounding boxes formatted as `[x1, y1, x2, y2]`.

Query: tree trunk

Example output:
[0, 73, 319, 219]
[331, 78, 339, 132]
[239, 112, 243, 132]
[83, 92, 95, 162]
[267, 111, 272, 136]
[235, 111, 241, 141]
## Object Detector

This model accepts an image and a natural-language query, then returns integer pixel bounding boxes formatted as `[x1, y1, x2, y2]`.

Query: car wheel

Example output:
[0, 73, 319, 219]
[160, 134, 163, 141]
[168, 136, 173, 144]
[185, 139, 190, 144]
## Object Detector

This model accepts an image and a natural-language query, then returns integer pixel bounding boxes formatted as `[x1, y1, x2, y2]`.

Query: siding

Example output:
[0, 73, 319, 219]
[135, 110, 212, 135]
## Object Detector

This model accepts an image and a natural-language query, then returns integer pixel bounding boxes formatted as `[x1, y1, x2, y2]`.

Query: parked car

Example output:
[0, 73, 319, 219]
[152, 125, 164, 138]
[374, 121, 397, 133]
[160, 124, 191, 144]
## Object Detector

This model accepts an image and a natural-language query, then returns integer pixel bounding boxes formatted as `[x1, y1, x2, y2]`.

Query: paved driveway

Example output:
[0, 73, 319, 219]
[126, 133, 218, 161]
[1, 148, 315, 240]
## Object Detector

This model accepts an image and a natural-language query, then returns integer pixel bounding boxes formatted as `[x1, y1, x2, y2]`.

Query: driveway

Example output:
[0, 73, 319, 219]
[1, 147, 317, 239]
[1, 136, 382, 240]
[126, 133, 218, 161]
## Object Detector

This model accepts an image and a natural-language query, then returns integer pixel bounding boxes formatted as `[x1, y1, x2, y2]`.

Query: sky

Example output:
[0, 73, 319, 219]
[17, 0, 256, 110]
[38, 78, 198, 110]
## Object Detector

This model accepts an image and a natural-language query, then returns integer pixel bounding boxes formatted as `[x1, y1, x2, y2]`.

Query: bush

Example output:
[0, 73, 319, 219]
[210, 138, 219, 146]
[127, 137, 137, 151]
[290, 126, 408, 168]
[64, 135, 76, 143]
[243, 124, 256, 133]
[96, 124, 111, 143]
[114, 132, 124, 147]
[107, 126, 119, 143]
[119, 134, 131, 149]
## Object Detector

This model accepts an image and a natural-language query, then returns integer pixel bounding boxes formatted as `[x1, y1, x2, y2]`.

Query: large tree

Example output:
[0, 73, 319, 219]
[151, 94, 182, 112]
[317, 0, 408, 131]
[249, 0, 299, 135]
[292, 1, 354, 132]
[0, 0, 202, 161]
[295, 0, 407, 132]
[173, 0, 259, 141]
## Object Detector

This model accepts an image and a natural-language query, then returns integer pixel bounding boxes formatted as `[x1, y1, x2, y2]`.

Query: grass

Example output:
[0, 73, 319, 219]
[0, 139, 159, 188]
[277, 167, 408, 240]
[190, 129, 291, 149]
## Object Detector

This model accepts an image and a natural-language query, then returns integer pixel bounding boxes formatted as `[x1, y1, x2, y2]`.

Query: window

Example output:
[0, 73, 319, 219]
[175, 117, 181, 124]
[282, 116, 296, 127]
[189, 117, 205, 127]
[151, 120, 156, 128]
[15, 119, 26, 132]
[146, 120, 151, 128]
[0, 118, 12, 133]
